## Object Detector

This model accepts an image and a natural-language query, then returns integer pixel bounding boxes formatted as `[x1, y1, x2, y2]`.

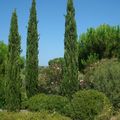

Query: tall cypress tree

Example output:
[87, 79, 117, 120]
[6, 10, 21, 111]
[61, 0, 79, 96]
[26, 0, 39, 98]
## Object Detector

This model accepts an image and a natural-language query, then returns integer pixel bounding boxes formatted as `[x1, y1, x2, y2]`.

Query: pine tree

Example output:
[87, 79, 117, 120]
[6, 10, 21, 111]
[26, 0, 39, 98]
[61, 0, 79, 96]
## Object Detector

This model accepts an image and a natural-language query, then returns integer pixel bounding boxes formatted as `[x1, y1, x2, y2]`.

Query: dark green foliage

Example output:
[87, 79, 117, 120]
[79, 24, 120, 70]
[0, 41, 7, 108]
[61, 0, 79, 96]
[0, 42, 25, 109]
[26, 0, 39, 98]
[65, 90, 112, 120]
[19, 56, 25, 69]
[6, 10, 21, 111]
[0, 41, 8, 65]
[80, 53, 99, 69]
[0, 77, 5, 108]
[84, 59, 120, 109]
[24, 94, 69, 114]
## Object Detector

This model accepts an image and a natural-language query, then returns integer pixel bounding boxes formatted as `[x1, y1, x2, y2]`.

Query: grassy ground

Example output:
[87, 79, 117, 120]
[110, 113, 120, 120]
[0, 111, 71, 120]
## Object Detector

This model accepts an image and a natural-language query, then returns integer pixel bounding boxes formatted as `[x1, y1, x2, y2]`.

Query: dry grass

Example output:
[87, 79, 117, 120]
[0, 111, 71, 120]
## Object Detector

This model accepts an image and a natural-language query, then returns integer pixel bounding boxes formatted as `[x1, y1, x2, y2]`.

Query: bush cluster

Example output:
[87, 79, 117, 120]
[23, 90, 112, 120]
[85, 59, 120, 109]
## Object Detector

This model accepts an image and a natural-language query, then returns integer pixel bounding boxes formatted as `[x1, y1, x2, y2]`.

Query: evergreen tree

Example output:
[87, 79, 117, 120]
[6, 10, 21, 111]
[61, 0, 79, 96]
[26, 0, 39, 98]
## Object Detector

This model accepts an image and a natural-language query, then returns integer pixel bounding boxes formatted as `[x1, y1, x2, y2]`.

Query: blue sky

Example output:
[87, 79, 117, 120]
[0, 0, 120, 66]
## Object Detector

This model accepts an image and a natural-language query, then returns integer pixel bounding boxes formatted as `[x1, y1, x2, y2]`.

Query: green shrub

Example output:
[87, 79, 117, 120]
[80, 53, 99, 69]
[24, 93, 69, 114]
[85, 59, 120, 109]
[65, 90, 112, 120]
[0, 76, 5, 108]
[0, 42, 7, 109]
[0, 111, 71, 120]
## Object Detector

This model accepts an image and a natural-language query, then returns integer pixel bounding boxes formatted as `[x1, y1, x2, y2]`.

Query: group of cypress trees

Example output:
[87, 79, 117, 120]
[5, 0, 78, 111]
[6, 0, 38, 111]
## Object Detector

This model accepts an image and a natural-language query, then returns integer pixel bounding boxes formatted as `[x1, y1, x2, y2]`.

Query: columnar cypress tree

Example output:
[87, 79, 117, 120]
[61, 0, 79, 96]
[26, 0, 39, 98]
[6, 10, 21, 111]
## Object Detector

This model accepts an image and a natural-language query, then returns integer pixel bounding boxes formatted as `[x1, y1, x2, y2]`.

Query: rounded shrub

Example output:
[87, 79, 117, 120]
[85, 59, 120, 109]
[65, 90, 112, 120]
[24, 93, 69, 114]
